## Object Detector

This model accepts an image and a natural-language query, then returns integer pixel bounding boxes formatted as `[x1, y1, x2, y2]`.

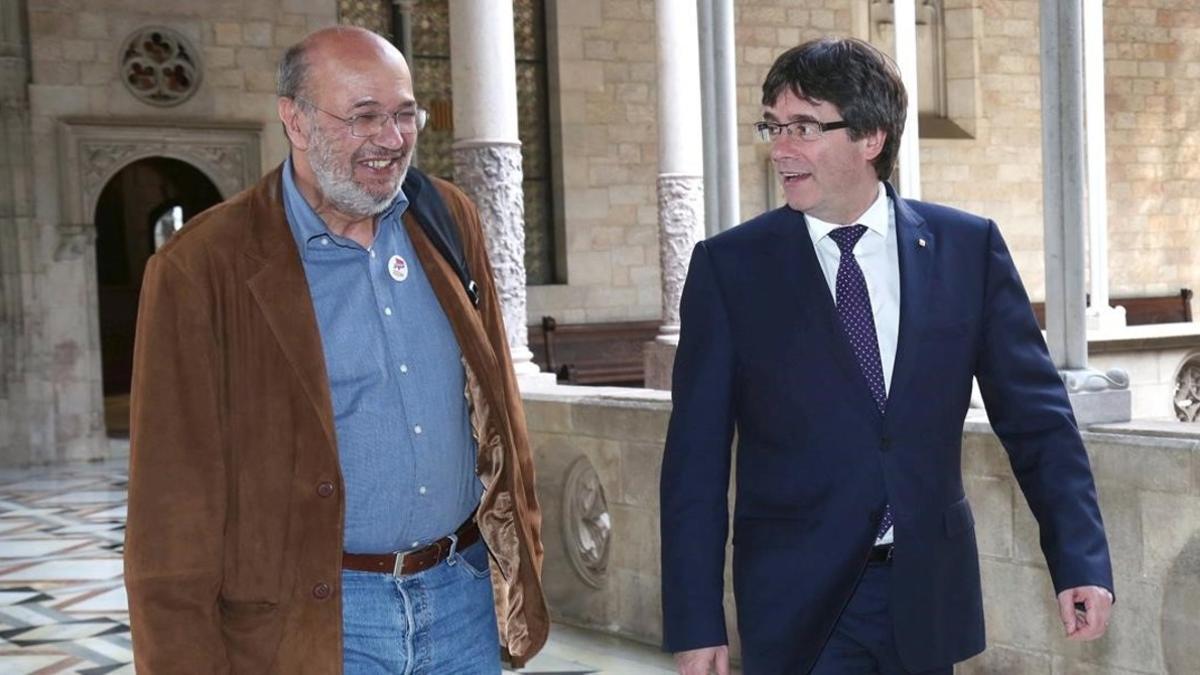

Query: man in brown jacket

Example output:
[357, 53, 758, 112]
[124, 26, 548, 673]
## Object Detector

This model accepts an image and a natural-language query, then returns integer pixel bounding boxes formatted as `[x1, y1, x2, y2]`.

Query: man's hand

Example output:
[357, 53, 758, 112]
[674, 645, 730, 675]
[1057, 585, 1113, 641]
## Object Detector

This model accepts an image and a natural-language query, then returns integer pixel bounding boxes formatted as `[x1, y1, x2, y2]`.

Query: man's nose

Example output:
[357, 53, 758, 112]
[372, 118, 407, 150]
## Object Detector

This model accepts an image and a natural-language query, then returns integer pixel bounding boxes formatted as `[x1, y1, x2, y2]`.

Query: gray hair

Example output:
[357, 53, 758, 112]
[276, 41, 309, 101]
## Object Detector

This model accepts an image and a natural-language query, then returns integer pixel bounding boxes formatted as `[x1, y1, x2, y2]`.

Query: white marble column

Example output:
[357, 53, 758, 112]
[1082, 0, 1125, 330]
[697, 0, 738, 234]
[447, 0, 543, 379]
[712, 0, 739, 231]
[645, 0, 705, 390]
[1039, 0, 1129, 424]
[893, 0, 921, 198]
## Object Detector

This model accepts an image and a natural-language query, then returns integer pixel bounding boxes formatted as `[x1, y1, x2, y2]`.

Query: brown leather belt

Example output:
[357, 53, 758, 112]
[342, 517, 481, 577]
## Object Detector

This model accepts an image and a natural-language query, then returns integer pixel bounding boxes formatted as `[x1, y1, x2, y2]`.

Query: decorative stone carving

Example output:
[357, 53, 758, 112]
[561, 456, 611, 589]
[1060, 367, 1130, 393]
[1173, 356, 1200, 422]
[656, 174, 704, 333]
[57, 120, 262, 258]
[452, 141, 538, 374]
[120, 27, 202, 107]
[54, 223, 98, 262]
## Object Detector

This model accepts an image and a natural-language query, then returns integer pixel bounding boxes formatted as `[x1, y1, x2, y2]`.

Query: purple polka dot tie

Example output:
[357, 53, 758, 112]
[828, 225, 892, 541]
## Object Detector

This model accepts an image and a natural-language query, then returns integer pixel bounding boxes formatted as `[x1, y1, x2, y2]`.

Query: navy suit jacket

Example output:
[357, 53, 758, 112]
[660, 186, 1113, 674]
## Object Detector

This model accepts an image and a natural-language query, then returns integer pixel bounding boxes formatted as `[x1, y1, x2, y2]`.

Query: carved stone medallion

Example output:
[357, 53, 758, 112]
[561, 456, 612, 588]
[120, 27, 202, 107]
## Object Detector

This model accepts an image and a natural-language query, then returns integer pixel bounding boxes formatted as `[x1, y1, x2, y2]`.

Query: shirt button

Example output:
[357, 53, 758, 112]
[316, 481, 334, 498]
[384, 307, 393, 316]
[370, 249, 376, 258]
[400, 364, 409, 374]
[411, 541, 420, 548]
[312, 582, 331, 600]
[414, 424, 423, 435]
[322, 237, 330, 246]
[418, 486, 427, 495]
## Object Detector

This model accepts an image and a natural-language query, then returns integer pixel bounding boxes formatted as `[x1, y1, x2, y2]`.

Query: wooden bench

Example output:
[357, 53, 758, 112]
[1031, 289, 1193, 328]
[528, 316, 660, 386]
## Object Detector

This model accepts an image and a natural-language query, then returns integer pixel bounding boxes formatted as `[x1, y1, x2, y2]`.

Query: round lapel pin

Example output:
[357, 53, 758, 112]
[388, 255, 409, 282]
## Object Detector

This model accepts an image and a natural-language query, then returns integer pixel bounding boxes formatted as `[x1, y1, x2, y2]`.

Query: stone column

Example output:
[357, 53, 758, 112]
[644, 0, 705, 390]
[1082, 0, 1125, 330]
[697, 0, 718, 237]
[0, 0, 32, 463]
[391, 0, 414, 58]
[712, 0, 739, 231]
[697, 0, 738, 235]
[1039, 0, 1129, 425]
[447, 0, 546, 381]
[893, 0, 922, 198]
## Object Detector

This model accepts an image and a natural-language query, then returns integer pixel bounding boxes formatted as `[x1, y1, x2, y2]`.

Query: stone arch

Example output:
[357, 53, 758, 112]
[93, 157, 224, 405]
[55, 119, 261, 261]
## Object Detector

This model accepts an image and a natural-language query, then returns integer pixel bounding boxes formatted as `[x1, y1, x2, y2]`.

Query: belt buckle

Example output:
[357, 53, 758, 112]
[392, 549, 413, 578]
[392, 534, 460, 577]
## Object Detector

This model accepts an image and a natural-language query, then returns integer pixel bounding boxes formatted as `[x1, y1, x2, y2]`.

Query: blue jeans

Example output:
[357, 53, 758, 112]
[341, 538, 501, 674]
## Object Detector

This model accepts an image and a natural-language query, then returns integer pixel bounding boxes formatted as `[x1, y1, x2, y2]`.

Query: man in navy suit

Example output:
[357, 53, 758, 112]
[660, 38, 1114, 675]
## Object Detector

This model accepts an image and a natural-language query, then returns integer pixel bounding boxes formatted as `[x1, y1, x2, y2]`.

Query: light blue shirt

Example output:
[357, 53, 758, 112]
[282, 158, 482, 553]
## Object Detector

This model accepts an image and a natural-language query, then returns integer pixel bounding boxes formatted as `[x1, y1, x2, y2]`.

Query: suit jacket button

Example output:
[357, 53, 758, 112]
[316, 481, 335, 498]
[312, 582, 331, 600]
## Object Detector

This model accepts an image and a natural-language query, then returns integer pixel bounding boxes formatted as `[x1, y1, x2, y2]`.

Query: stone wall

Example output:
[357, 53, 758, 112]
[524, 386, 1200, 673]
[534, 0, 663, 324]
[533, 0, 1200, 323]
[4, 0, 336, 464]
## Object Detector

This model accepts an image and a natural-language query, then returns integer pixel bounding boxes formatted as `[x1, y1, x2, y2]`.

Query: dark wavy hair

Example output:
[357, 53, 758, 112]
[762, 37, 907, 181]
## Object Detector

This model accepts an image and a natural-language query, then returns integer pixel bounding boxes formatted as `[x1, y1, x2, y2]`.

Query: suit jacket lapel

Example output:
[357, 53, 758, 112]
[886, 185, 933, 420]
[772, 208, 884, 418]
[243, 167, 337, 451]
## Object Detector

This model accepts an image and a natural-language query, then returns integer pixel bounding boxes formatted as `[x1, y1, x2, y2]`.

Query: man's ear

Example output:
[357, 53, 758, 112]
[860, 128, 887, 163]
[277, 97, 312, 151]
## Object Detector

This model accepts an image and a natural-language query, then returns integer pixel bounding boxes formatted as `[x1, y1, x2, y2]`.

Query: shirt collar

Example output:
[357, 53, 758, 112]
[805, 182, 889, 243]
[280, 155, 411, 258]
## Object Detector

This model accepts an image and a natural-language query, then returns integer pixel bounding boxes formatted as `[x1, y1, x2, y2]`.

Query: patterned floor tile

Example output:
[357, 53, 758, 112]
[0, 460, 702, 674]
[0, 560, 124, 582]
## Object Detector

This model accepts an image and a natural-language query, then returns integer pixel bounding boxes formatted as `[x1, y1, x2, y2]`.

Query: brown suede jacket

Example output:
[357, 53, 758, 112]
[124, 165, 549, 673]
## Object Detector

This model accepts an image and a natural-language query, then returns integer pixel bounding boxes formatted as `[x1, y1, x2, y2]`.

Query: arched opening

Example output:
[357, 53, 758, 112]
[94, 157, 222, 435]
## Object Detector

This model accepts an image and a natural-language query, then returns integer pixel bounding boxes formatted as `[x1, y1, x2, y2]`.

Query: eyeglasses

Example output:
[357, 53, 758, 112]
[295, 97, 429, 138]
[754, 118, 849, 142]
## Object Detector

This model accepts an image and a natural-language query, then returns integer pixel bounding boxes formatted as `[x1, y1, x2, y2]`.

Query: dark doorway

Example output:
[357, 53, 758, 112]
[94, 157, 222, 434]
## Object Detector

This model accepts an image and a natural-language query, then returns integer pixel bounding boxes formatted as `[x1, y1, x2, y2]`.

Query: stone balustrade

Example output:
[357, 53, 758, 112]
[523, 384, 1200, 674]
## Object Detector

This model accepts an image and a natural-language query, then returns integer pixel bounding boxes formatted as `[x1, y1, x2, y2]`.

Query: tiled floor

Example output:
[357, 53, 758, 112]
[0, 460, 681, 674]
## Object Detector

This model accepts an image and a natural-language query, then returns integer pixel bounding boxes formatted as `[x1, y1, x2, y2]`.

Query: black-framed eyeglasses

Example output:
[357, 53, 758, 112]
[295, 96, 429, 138]
[754, 119, 849, 142]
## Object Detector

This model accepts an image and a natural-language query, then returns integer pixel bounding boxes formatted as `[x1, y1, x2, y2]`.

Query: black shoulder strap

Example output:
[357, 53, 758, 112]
[402, 167, 479, 307]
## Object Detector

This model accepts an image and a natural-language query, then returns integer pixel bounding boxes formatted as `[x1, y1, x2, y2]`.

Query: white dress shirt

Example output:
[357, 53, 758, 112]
[804, 182, 899, 544]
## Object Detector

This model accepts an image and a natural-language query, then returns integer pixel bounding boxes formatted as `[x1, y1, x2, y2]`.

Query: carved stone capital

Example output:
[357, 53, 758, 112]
[1174, 356, 1200, 422]
[657, 174, 704, 331]
[54, 223, 98, 262]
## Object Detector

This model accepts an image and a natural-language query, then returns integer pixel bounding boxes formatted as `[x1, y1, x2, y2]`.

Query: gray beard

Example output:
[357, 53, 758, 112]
[309, 130, 407, 218]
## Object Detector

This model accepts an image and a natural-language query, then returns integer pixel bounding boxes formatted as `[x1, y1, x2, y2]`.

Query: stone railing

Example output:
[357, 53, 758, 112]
[523, 384, 1200, 674]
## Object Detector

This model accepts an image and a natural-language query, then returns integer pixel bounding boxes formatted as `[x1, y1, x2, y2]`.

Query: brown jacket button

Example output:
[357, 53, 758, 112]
[312, 582, 331, 600]
[316, 481, 335, 498]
